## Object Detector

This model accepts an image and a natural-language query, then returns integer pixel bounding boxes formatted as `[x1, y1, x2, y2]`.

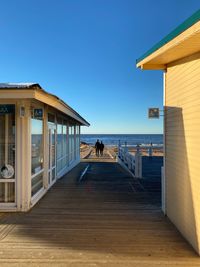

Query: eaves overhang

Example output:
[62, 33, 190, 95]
[136, 9, 200, 70]
[0, 83, 90, 126]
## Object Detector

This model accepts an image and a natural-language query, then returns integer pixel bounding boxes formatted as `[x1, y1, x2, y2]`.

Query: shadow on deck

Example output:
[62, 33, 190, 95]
[0, 160, 199, 266]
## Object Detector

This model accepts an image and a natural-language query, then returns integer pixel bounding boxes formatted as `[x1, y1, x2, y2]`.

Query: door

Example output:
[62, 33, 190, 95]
[48, 126, 56, 188]
[0, 105, 16, 206]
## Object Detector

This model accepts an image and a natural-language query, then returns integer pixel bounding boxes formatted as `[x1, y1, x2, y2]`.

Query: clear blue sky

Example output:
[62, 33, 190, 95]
[0, 0, 199, 134]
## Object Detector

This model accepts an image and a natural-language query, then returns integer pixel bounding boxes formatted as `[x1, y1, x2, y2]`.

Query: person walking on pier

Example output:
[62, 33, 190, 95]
[95, 139, 100, 157]
[100, 141, 104, 156]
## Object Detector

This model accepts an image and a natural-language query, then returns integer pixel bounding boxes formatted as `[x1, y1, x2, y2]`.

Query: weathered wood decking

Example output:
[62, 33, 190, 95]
[0, 160, 200, 266]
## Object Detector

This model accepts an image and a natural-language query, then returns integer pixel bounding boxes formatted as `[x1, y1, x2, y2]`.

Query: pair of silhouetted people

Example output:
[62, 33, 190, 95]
[95, 139, 104, 157]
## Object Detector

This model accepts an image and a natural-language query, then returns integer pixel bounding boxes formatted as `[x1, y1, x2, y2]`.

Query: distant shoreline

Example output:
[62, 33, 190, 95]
[80, 142, 163, 158]
[80, 133, 163, 147]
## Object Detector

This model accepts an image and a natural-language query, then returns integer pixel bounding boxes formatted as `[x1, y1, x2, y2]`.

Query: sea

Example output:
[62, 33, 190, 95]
[80, 134, 163, 147]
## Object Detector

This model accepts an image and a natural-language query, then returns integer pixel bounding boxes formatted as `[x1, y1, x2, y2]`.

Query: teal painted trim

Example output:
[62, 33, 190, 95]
[136, 9, 200, 64]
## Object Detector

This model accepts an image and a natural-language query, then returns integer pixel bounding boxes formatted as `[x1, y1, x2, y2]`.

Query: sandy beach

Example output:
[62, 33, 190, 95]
[80, 142, 163, 159]
[127, 147, 163, 156]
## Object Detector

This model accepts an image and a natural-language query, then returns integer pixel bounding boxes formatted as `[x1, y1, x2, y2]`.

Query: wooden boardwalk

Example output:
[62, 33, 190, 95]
[82, 146, 116, 162]
[0, 160, 200, 266]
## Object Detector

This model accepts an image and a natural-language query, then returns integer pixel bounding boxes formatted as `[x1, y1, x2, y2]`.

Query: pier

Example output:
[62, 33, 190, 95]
[0, 154, 199, 266]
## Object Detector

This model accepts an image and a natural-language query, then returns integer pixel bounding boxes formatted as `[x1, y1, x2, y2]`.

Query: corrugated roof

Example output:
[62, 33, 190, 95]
[136, 9, 200, 64]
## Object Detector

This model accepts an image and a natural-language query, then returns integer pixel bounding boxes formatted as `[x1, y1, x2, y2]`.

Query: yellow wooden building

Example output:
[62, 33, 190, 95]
[0, 83, 89, 212]
[137, 9, 200, 254]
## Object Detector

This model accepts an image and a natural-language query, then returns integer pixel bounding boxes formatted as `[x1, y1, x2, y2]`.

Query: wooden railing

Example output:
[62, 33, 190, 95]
[117, 142, 142, 178]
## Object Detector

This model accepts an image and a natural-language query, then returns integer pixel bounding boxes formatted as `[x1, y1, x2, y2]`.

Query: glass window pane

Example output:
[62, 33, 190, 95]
[0, 183, 4, 202]
[57, 159, 62, 173]
[31, 118, 43, 175]
[62, 158, 66, 169]
[52, 168, 56, 181]
[57, 117, 62, 125]
[57, 124, 62, 160]
[69, 126, 72, 162]
[76, 125, 80, 158]
[63, 125, 67, 157]
[48, 130, 51, 169]
[8, 114, 15, 172]
[0, 183, 15, 202]
[48, 113, 55, 123]
[48, 171, 51, 184]
[31, 173, 43, 196]
[71, 126, 75, 161]
[52, 130, 56, 167]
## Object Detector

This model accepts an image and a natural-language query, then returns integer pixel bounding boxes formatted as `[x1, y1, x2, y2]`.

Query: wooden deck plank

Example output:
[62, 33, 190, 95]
[0, 161, 200, 266]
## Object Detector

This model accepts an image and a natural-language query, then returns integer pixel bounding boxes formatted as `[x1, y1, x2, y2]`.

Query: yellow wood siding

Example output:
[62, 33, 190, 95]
[165, 52, 200, 253]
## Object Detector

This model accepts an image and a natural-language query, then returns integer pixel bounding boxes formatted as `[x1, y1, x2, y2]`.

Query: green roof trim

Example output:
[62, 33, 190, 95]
[136, 9, 200, 64]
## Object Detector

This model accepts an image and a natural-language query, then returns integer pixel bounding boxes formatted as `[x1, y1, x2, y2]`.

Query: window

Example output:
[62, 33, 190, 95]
[69, 126, 72, 162]
[76, 125, 80, 158]
[31, 119, 43, 175]
[62, 124, 67, 167]
[56, 118, 69, 174]
[31, 112, 44, 197]
[56, 118, 79, 175]
[57, 118, 63, 173]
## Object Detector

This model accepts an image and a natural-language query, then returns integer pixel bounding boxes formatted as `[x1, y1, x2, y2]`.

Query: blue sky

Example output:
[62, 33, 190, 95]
[0, 0, 199, 134]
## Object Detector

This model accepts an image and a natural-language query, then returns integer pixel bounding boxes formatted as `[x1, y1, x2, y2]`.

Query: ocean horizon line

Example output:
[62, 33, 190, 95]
[80, 133, 163, 146]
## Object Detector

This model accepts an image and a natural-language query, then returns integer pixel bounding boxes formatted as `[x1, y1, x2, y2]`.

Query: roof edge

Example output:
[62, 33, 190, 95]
[34, 86, 90, 126]
[0, 83, 90, 126]
[136, 9, 200, 64]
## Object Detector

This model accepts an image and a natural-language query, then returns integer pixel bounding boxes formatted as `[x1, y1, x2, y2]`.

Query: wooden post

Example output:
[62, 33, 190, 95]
[118, 140, 121, 158]
[148, 143, 153, 157]
[135, 145, 142, 178]
[124, 141, 128, 153]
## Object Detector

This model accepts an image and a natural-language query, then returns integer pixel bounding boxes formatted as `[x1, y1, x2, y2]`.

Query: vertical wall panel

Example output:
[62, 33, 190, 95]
[165, 53, 200, 253]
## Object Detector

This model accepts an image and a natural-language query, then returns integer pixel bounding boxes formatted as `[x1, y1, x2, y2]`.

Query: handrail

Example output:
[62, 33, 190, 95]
[117, 142, 142, 178]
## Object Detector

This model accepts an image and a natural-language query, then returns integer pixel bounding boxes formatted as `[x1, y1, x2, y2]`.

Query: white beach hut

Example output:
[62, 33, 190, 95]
[0, 83, 89, 212]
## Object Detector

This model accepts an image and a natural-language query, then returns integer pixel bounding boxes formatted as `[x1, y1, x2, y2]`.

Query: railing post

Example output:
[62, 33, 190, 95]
[118, 140, 121, 158]
[118, 140, 121, 147]
[135, 144, 142, 178]
[148, 142, 153, 157]
[117, 141, 142, 178]
[124, 141, 128, 153]
[124, 142, 128, 165]
[127, 154, 131, 169]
